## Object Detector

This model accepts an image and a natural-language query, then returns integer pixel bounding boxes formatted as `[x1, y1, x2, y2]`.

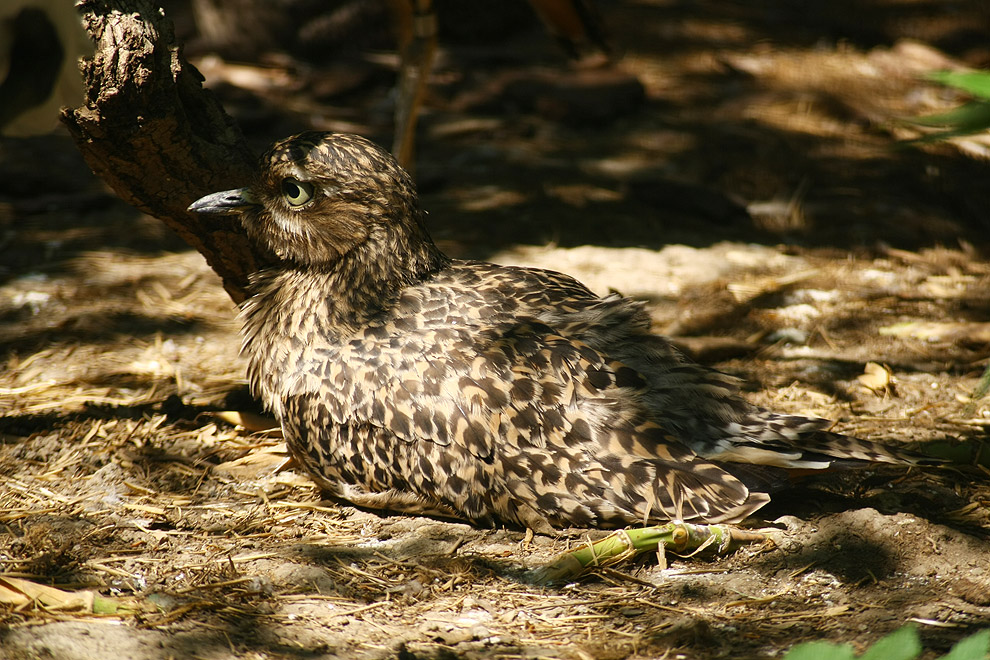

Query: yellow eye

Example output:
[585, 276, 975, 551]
[281, 178, 314, 206]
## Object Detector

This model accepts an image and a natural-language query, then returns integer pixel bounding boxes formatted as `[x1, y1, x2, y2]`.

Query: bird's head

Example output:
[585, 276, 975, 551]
[189, 132, 434, 268]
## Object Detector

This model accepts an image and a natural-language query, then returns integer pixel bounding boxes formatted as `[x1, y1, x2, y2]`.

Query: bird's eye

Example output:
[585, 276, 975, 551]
[281, 179, 314, 206]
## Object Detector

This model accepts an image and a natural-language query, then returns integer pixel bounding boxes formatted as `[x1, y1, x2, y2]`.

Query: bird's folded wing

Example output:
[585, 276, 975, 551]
[301, 318, 765, 524]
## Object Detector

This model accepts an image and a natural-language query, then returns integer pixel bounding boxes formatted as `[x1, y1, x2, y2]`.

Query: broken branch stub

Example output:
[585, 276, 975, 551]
[60, 0, 267, 303]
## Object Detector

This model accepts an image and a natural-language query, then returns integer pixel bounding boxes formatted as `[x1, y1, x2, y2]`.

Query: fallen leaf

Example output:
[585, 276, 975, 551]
[0, 576, 148, 615]
[214, 410, 281, 433]
[858, 362, 895, 397]
[215, 442, 292, 479]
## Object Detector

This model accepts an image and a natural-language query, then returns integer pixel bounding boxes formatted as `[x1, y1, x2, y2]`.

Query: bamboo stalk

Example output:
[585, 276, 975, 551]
[532, 524, 767, 584]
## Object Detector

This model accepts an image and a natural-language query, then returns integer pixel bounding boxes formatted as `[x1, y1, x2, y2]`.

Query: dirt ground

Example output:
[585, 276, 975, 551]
[2, 1, 990, 658]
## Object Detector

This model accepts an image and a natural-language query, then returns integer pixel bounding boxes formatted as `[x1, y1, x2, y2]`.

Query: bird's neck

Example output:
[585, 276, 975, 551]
[331, 237, 447, 326]
[240, 240, 447, 415]
[249, 234, 449, 334]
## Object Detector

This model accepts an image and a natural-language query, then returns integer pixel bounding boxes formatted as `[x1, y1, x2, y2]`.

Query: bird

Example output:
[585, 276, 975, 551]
[189, 131, 936, 533]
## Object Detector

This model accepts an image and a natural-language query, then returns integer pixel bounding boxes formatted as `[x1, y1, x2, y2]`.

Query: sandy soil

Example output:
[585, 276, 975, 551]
[2, 1, 990, 658]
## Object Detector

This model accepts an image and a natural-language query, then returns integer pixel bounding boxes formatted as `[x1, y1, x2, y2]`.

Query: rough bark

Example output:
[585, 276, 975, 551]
[60, 0, 267, 303]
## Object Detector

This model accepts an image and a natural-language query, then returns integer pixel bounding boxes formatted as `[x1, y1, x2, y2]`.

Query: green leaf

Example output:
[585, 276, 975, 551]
[784, 641, 856, 660]
[927, 71, 990, 99]
[908, 101, 990, 130]
[784, 627, 990, 660]
[860, 626, 921, 660]
[940, 629, 990, 660]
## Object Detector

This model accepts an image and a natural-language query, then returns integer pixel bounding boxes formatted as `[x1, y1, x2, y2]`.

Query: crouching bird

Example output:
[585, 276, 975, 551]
[189, 132, 936, 533]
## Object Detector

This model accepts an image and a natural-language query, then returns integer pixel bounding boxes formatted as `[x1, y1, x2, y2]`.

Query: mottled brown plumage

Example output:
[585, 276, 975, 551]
[189, 131, 933, 532]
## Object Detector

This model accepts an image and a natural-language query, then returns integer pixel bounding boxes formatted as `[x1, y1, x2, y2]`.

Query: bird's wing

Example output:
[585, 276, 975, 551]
[299, 316, 766, 527]
[531, 292, 938, 470]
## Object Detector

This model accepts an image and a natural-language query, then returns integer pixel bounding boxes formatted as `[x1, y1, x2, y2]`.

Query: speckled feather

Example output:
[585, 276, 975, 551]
[193, 132, 932, 532]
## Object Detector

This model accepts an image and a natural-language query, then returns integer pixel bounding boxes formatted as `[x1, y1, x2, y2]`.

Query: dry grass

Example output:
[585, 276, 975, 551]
[2, 239, 988, 658]
[3, 1, 990, 656]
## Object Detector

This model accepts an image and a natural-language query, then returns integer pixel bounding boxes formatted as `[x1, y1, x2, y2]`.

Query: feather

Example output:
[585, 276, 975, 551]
[189, 131, 939, 531]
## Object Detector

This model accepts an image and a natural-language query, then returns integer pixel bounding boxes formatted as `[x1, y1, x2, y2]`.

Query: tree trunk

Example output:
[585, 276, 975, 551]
[60, 0, 267, 303]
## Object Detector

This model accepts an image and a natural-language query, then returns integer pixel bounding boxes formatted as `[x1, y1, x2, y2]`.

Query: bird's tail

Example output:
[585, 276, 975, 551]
[710, 411, 944, 471]
[712, 426, 944, 498]
[782, 428, 945, 468]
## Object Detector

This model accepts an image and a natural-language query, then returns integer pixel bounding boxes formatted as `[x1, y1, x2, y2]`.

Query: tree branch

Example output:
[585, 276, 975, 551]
[60, 0, 266, 303]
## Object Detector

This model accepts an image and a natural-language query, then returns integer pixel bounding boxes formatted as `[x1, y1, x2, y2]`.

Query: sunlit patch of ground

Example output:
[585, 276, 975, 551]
[2, 1, 989, 658]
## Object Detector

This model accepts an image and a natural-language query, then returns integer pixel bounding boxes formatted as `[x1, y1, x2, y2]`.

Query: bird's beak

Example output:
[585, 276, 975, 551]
[187, 187, 257, 214]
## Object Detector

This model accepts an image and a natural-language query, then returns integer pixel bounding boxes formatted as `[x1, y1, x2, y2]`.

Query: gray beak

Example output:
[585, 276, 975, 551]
[187, 187, 257, 214]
